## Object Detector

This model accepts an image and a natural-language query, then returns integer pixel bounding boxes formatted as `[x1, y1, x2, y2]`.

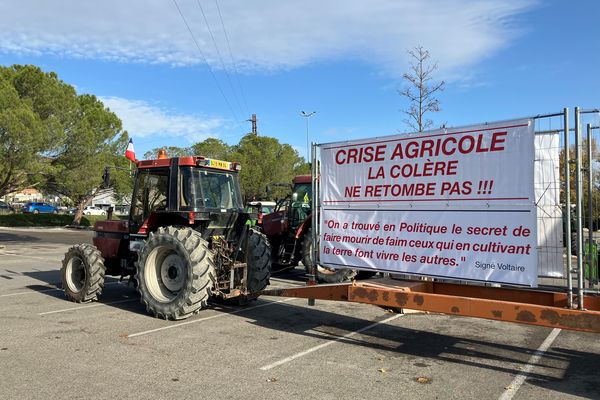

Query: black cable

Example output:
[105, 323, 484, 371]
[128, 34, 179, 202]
[172, 0, 243, 134]
[196, 0, 246, 118]
[214, 0, 250, 114]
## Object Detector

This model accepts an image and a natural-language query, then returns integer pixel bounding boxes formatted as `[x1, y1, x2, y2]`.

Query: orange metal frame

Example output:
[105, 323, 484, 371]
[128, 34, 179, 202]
[262, 278, 600, 333]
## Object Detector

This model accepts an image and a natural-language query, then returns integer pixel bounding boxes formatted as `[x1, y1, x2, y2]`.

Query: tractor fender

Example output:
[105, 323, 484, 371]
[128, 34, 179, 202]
[93, 220, 129, 259]
[295, 214, 312, 240]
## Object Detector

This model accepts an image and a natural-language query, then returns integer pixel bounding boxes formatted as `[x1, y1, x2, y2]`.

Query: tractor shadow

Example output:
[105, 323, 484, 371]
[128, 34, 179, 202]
[0, 232, 42, 243]
[23, 269, 600, 399]
[24, 269, 145, 314]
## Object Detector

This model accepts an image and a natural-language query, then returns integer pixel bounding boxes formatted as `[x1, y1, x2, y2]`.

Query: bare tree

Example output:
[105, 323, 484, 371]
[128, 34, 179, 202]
[400, 46, 445, 132]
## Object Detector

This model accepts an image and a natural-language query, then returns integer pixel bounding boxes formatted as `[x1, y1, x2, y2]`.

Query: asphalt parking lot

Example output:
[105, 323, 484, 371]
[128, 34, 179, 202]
[1, 227, 599, 400]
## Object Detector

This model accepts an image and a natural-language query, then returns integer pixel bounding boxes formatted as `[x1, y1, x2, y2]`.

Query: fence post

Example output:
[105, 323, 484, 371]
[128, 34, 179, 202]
[575, 107, 585, 309]
[564, 108, 573, 308]
[587, 123, 594, 289]
[309, 142, 318, 306]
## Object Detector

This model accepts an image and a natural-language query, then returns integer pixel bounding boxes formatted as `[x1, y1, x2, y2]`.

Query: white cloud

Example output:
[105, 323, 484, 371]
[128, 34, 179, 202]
[99, 96, 224, 141]
[0, 0, 535, 78]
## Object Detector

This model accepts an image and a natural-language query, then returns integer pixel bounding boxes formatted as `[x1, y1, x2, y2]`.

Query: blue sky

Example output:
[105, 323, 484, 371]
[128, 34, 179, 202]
[0, 0, 599, 160]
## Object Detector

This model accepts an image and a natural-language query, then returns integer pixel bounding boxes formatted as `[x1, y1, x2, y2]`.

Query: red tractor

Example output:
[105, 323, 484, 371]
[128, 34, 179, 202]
[261, 175, 358, 283]
[61, 153, 271, 320]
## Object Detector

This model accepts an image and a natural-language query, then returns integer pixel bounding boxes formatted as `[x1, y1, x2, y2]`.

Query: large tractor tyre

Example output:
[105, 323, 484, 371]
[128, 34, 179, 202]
[231, 229, 272, 306]
[302, 228, 357, 283]
[61, 244, 106, 303]
[136, 226, 215, 320]
[246, 229, 272, 292]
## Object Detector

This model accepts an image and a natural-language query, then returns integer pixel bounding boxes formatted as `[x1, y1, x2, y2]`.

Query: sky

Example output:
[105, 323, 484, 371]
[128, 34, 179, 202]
[0, 0, 599, 160]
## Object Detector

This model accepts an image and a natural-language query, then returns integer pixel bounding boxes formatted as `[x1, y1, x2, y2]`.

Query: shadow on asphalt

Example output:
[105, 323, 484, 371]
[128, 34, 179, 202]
[0, 232, 42, 243]
[25, 268, 600, 399]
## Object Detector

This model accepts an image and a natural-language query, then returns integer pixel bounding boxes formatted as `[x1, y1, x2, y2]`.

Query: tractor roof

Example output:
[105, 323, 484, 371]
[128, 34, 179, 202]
[136, 156, 241, 172]
[293, 175, 311, 184]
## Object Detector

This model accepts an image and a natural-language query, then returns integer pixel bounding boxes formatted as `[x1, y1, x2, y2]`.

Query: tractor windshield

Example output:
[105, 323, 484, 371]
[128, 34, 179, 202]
[180, 167, 242, 211]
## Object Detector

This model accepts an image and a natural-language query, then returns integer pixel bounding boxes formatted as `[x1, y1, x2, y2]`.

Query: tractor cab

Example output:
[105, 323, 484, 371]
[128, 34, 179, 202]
[128, 155, 244, 239]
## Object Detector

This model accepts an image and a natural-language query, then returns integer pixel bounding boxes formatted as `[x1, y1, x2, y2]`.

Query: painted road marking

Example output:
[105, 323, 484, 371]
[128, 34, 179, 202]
[268, 277, 306, 286]
[0, 281, 122, 298]
[0, 287, 62, 297]
[38, 297, 136, 315]
[0, 253, 64, 262]
[260, 313, 404, 371]
[498, 328, 561, 400]
[128, 297, 297, 338]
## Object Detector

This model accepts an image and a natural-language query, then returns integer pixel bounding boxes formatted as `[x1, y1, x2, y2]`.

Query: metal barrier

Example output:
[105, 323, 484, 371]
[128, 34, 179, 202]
[310, 107, 600, 311]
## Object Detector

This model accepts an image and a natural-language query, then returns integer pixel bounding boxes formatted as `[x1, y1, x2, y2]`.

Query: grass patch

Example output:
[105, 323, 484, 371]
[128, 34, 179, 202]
[0, 213, 85, 227]
[0, 214, 126, 227]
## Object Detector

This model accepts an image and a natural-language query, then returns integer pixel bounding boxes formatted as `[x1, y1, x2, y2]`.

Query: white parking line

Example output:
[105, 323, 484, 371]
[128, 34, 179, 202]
[0, 254, 63, 262]
[498, 328, 561, 400]
[268, 277, 306, 286]
[260, 313, 404, 371]
[128, 297, 297, 338]
[39, 297, 136, 315]
[0, 281, 122, 298]
[0, 287, 62, 297]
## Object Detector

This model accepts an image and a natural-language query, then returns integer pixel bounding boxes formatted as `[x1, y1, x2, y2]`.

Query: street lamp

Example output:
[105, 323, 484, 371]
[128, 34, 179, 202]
[300, 111, 316, 161]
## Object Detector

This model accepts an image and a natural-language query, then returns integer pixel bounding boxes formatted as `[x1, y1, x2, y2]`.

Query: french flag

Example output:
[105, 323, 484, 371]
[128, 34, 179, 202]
[125, 138, 137, 162]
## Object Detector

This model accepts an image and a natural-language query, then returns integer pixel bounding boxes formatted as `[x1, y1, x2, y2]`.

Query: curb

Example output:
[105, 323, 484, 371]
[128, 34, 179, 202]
[65, 225, 93, 230]
[0, 225, 92, 232]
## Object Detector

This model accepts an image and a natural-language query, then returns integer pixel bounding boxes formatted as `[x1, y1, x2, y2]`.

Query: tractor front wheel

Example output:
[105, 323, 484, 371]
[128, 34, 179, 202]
[302, 228, 357, 283]
[61, 244, 106, 302]
[136, 226, 214, 320]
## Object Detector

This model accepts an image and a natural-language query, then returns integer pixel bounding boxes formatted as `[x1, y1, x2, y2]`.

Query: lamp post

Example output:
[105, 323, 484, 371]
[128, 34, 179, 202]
[300, 111, 316, 161]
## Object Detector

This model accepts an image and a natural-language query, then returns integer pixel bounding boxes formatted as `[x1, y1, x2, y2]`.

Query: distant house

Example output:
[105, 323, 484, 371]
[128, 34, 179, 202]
[11, 188, 43, 203]
[91, 189, 130, 215]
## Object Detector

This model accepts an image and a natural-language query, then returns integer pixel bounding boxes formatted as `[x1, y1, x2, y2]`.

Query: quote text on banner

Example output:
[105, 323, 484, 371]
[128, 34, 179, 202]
[320, 208, 538, 286]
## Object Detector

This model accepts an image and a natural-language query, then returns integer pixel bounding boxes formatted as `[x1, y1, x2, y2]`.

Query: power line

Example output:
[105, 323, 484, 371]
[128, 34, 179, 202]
[196, 0, 246, 118]
[214, 0, 250, 113]
[171, 0, 243, 134]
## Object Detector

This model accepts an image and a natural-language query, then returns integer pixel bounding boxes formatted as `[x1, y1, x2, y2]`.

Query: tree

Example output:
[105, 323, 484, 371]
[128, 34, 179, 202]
[192, 138, 231, 159]
[143, 146, 192, 160]
[0, 65, 130, 224]
[400, 46, 445, 132]
[229, 134, 307, 201]
[46, 94, 130, 224]
[0, 65, 78, 196]
[559, 139, 600, 229]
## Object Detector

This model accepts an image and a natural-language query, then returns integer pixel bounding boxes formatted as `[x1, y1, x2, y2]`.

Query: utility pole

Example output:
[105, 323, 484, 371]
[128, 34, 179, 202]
[301, 111, 316, 161]
[247, 114, 257, 135]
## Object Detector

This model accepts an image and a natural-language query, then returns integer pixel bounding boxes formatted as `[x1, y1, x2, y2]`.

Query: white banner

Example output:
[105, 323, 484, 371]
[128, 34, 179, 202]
[319, 119, 538, 287]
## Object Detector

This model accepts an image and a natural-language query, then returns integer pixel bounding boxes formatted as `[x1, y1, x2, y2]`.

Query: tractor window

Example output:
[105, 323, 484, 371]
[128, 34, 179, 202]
[293, 183, 312, 204]
[130, 169, 169, 227]
[180, 167, 242, 210]
[289, 183, 312, 227]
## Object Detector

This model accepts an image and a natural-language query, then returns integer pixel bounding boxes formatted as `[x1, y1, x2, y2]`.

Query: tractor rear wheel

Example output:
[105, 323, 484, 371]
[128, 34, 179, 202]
[246, 229, 271, 292]
[302, 228, 357, 283]
[231, 229, 271, 305]
[61, 244, 106, 302]
[136, 226, 215, 320]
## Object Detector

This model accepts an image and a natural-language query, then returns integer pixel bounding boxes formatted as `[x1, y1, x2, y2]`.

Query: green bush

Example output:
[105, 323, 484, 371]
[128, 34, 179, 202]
[0, 214, 85, 227]
[0, 213, 125, 227]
